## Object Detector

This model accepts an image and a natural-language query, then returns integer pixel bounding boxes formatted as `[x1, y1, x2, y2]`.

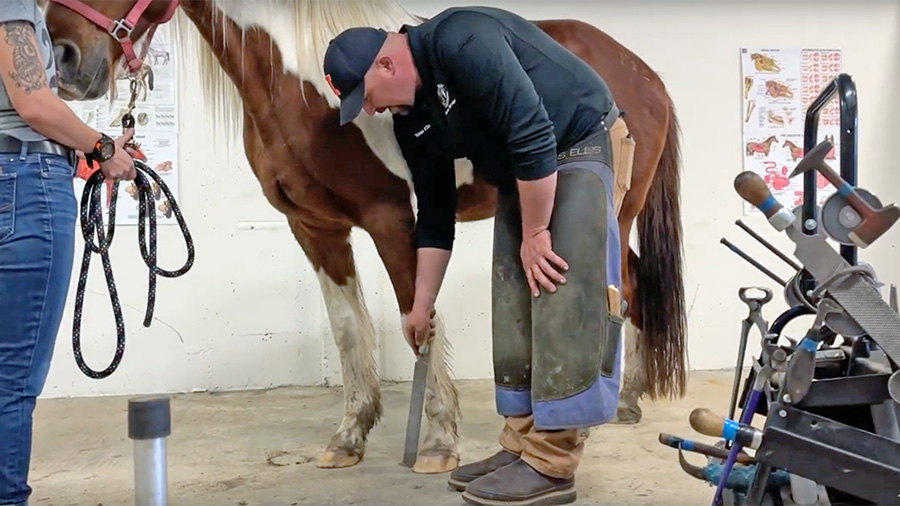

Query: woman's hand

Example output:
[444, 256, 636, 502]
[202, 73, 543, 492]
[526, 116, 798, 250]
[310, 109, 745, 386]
[98, 128, 137, 180]
[520, 228, 568, 297]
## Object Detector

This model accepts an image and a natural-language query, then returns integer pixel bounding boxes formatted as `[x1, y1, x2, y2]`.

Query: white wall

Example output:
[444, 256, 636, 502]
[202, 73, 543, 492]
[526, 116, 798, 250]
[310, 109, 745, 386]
[41, 0, 900, 398]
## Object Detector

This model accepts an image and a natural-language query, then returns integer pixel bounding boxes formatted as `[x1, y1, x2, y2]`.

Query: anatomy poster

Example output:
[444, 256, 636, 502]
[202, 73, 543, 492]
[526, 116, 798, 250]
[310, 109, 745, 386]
[65, 25, 179, 226]
[740, 47, 842, 216]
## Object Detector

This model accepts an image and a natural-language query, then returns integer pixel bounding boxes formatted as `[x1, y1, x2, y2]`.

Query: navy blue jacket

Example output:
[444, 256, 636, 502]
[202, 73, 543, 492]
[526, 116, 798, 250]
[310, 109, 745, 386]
[393, 6, 616, 251]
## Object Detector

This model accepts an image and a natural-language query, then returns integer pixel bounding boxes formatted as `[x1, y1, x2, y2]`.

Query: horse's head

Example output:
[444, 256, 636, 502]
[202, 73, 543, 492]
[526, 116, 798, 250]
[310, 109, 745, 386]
[45, 0, 179, 100]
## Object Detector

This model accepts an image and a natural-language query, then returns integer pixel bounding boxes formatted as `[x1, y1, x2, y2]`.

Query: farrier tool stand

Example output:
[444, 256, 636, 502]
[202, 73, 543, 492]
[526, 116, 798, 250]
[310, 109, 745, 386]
[659, 74, 900, 505]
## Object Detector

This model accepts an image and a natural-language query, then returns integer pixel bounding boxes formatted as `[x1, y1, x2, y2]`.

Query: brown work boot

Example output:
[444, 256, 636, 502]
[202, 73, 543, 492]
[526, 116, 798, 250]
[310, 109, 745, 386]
[448, 449, 520, 491]
[461, 459, 576, 506]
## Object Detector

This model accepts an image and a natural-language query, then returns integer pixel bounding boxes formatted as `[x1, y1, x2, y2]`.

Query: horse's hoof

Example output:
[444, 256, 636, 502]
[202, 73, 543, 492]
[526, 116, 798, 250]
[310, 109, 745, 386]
[610, 408, 642, 425]
[412, 453, 459, 474]
[316, 447, 362, 469]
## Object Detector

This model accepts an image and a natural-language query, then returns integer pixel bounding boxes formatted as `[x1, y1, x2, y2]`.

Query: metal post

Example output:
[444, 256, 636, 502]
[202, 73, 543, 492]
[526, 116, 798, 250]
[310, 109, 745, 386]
[128, 396, 171, 506]
[801, 73, 858, 266]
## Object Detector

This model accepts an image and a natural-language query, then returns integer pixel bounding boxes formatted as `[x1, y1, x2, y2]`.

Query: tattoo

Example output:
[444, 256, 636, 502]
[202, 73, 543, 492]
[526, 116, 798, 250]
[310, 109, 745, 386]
[2, 21, 47, 94]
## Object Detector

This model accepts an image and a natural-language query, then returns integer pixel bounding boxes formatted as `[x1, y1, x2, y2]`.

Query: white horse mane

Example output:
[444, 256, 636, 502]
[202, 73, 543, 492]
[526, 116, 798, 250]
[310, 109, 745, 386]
[171, 0, 421, 140]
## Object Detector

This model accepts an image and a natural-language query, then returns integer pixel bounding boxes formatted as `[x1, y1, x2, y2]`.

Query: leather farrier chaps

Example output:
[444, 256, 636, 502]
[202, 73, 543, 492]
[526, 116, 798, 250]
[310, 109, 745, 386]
[491, 108, 625, 431]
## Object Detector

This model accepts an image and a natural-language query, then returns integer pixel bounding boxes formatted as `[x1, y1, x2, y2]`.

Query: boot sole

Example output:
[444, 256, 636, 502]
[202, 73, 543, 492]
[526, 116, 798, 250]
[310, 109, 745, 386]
[448, 476, 469, 491]
[461, 487, 576, 506]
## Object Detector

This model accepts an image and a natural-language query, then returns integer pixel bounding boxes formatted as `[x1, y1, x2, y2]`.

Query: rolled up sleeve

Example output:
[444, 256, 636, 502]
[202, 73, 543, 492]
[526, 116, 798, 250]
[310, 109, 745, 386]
[0, 1, 35, 24]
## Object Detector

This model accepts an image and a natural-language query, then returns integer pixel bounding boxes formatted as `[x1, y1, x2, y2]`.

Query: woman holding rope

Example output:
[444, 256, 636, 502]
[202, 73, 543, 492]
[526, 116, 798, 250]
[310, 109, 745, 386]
[0, 1, 135, 505]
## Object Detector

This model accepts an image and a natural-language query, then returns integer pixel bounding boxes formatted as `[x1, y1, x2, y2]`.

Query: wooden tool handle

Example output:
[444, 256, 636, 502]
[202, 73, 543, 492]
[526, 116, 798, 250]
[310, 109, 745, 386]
[734, 171, 778, 216]
[689, 407, 725, 438]
[734, 171, 795, 231]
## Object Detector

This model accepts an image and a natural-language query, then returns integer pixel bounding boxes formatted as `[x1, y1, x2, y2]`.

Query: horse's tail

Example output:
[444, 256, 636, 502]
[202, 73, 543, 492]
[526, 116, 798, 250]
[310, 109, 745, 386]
[634, 92, 688, 400]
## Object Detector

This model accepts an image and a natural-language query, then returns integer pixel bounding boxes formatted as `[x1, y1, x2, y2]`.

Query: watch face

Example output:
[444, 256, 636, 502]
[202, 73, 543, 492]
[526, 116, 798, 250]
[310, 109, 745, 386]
[100, 138, 115, 160]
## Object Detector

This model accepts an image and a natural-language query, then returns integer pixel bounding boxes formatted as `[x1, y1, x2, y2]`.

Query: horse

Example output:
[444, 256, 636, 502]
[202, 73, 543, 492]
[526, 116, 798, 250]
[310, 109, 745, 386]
[44, 0, 687, 474]
[783, 139, 804, 161]
[746, 135, 778, 156]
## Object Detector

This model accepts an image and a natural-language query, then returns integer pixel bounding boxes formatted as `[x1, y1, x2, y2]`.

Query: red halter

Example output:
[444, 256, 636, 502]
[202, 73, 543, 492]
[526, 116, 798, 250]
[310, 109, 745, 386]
[48, 0, 179, 74]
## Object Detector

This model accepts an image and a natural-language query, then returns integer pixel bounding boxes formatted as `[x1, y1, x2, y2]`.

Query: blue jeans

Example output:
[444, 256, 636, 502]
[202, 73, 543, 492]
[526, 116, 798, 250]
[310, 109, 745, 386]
[0, 151, 77, 506]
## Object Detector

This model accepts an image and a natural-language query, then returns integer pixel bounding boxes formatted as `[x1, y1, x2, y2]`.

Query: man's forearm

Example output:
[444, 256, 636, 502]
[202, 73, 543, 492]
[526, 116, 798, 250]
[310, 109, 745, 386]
[20, 91, 103, 153]
[412, 247, 452, 312]
[517, 172, 558, 237]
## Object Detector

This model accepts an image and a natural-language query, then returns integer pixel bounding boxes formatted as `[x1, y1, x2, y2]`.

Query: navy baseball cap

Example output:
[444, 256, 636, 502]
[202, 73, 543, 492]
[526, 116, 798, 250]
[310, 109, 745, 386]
[323, 27, 388, 125]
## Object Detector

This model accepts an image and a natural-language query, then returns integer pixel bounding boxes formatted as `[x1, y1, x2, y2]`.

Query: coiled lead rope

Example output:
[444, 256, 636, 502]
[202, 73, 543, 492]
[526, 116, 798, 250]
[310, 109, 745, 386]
[72, 118, 194, 379]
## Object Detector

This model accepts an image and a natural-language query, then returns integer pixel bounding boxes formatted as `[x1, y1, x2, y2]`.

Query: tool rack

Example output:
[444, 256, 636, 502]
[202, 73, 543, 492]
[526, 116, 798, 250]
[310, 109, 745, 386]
[666, 73, 900, 506]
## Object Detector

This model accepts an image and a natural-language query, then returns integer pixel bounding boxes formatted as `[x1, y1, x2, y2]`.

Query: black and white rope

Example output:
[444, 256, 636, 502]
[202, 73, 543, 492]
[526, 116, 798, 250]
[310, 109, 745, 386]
[72, 136, 194, 379]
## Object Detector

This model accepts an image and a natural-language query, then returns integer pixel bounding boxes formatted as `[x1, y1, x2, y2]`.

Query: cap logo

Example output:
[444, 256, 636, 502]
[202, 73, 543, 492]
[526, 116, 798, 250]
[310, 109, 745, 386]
[325, 74, 340, 97]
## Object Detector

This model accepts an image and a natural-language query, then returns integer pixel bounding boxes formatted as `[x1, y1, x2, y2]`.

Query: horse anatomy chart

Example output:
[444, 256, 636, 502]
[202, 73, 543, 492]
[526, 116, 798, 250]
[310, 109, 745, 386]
[64, 25, 179, 226]
[740, 47, 842, 217]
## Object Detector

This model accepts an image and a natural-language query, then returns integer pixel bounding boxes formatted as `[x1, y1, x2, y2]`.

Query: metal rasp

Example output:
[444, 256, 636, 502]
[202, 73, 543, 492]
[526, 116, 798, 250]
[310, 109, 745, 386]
[828, 275, 900, 368]
[774, 222, 900, 368]
[403, 351, 429, 467]
[779, 224, 900, 367]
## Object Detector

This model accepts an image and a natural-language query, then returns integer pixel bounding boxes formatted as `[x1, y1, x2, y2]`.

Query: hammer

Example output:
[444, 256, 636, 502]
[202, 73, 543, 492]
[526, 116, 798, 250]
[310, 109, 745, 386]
[790, 139, 900, 247]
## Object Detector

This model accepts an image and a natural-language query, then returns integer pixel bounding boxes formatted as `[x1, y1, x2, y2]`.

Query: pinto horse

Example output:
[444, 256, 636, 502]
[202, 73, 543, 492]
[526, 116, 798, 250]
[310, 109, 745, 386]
[44, 0, 687, 474]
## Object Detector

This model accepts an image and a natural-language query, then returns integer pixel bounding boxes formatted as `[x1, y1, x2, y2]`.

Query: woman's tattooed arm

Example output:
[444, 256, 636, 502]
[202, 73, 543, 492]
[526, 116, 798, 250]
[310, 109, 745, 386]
[0, 17, 108, 153]
[2, 21, 47, 94]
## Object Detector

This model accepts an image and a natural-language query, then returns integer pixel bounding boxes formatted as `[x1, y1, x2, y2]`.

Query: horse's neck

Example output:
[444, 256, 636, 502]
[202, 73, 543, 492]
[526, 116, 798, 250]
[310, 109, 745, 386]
[207, 0, 420, 91]
[174, 1, 280, 137]
[174, 0, 420, 133]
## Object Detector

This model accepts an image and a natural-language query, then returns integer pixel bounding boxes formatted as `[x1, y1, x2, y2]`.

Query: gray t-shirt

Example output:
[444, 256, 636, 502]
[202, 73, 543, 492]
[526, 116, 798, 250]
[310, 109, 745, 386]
[0, 0, 59, 141]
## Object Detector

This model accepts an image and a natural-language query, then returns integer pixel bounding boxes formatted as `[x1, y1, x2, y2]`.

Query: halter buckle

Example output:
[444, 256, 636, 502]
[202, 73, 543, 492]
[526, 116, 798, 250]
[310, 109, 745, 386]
[109, 18, 134, 41]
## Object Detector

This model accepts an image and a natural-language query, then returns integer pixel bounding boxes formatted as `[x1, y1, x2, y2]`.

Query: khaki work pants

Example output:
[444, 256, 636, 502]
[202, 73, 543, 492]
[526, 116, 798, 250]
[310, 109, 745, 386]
[497, 415, 588, 480]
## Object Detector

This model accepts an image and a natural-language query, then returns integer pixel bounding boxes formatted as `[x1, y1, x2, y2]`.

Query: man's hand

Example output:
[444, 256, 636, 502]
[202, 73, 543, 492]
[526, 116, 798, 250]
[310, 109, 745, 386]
[404, 305, 436, 354]
[520, 228, 568, 297]
[98, 128, 137, 180]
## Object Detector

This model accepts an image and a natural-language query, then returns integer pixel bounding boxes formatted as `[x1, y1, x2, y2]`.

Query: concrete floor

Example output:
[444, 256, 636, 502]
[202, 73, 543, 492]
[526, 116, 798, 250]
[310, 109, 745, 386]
[28, 370, 737, 505]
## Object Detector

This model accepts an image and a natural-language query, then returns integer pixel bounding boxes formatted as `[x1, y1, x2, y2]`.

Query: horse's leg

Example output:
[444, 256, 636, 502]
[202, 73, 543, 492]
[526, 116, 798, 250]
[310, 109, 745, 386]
[362, 203, 461, 474]
[609, 106, 672, 423]
[610, 236, 647, 424]
[615, 318, 645, 423]
[287, 216, 382, 469]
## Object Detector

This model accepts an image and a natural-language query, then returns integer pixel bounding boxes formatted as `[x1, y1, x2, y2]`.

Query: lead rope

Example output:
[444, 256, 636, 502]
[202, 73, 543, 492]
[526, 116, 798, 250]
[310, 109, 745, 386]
[72, 78, 194, 379]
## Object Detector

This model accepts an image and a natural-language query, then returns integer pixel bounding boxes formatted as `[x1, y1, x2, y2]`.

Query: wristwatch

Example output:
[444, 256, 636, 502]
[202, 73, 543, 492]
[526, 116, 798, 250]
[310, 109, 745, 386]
[89, 133, 115, 163]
